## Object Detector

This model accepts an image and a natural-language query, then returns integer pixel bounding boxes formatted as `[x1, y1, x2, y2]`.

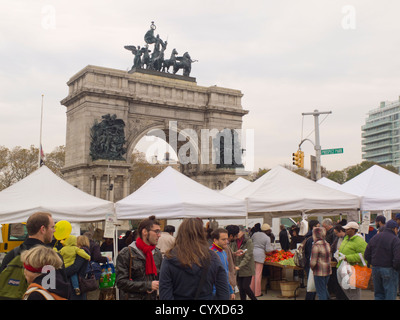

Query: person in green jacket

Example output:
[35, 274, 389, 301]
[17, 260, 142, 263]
[228, 225, 257, 300]
[337, 221, 367, 300]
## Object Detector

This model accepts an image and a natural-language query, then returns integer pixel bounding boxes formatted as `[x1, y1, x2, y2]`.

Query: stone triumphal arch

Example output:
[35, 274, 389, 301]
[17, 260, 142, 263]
[61, 66, 248, 202]
[60, 23, 249, 202]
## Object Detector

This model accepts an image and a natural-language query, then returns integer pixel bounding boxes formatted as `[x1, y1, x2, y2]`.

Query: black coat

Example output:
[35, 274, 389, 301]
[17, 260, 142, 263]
[279, 229, 290, 251]
[89, 239, 108, 264]
[0, 238, 44, 272]
[159, 249, 229, 300]
[304, 230, 314, 271]
[364, 228, 400, 270]
[25, 271, 72, 300]
[64, 253, 89, 300]
[115, 242, 162, 300]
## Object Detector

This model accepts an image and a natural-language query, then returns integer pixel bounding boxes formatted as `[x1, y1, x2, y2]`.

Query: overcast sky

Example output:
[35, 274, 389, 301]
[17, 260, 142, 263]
[1, 0, 400, 173]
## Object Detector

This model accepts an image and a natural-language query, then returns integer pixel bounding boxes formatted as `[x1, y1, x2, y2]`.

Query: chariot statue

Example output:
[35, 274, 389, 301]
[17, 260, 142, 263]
[124, 21, 197, 77]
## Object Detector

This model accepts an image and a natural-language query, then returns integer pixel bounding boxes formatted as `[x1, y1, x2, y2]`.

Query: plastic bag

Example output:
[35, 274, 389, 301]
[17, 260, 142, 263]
[337, 253, 371, 290]
[99, 261, 116, 289]
[337, 255, 353, 290]
[306, 268, 316, 292]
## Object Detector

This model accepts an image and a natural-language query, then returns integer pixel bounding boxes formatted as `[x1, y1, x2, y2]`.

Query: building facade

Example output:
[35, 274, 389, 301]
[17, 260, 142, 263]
[362, 98, 400, 172]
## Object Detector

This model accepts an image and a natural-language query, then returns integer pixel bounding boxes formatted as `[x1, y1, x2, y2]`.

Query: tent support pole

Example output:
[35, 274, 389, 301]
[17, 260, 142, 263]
[245, 201, 248, 228]
[114, 224, 119, 300]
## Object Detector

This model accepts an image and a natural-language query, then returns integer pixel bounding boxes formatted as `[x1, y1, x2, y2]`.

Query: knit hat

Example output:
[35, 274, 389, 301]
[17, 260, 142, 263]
[386, 219, 398, 229]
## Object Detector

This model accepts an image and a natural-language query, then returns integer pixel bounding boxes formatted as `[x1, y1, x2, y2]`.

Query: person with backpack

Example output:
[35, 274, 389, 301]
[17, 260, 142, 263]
[21, 245, 71, 300]
[0, 212, 59, 300]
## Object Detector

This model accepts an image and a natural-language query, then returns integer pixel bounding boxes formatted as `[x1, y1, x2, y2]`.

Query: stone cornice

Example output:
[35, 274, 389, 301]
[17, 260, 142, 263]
[61, 65, 246, 114]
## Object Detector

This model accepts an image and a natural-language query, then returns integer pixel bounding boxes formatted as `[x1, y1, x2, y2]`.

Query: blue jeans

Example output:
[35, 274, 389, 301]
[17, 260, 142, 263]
[372, 266, 399, 300]
[314, 275, 330, 300]
[70, 273, 79, 290]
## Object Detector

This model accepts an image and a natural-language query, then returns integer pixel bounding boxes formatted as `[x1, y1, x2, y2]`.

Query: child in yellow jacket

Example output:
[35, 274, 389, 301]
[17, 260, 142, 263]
[55, 235, 90, 295]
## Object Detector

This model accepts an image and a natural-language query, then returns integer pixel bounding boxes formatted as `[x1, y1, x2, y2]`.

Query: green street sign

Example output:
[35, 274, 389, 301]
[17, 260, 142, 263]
[321, 148, 343, 155]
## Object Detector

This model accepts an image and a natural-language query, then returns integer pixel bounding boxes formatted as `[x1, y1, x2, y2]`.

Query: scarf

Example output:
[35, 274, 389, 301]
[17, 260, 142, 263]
[236, 236, 244, 249]
[135, 237, 157, 276]
[211, 242, 223, 252]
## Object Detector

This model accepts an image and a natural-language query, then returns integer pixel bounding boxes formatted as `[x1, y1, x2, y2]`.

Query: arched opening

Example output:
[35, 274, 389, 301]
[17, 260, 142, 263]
[127, 126, 201, 193]
[135, 132, 179, 165]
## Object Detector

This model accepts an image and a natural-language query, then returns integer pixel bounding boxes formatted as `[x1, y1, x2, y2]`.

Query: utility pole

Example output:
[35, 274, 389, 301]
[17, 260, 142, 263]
[38, 94, 44, 169]
[301, 109, 332, 180]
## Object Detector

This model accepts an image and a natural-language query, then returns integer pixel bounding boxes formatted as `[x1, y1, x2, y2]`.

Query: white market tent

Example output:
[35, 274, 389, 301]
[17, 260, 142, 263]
[0, 165, 114, 224]
[316, 177, 342, 190]
[232, 166, 360, 218]
[219, 177, 252, 196]
[115, 166, 247, 220]
[339, 165, 400, 211]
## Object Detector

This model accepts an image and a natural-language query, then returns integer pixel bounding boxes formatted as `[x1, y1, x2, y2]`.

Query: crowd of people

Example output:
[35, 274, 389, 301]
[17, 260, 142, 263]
[116, 217, 256, 300]
[1, 211, 400, 301]
[0, 212, 112, 300]
[300, 216, 400, 300]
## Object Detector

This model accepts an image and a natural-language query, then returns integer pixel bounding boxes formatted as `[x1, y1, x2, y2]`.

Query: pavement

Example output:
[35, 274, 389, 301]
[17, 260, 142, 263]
[234, 267, 392, 300]
[254, 284, 376, 300]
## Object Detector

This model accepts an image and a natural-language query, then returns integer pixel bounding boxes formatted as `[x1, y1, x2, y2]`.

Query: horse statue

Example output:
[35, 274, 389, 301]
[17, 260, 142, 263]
[162, 48, 178, 73]
[173, 52, 197, 77]
[150, 37, 167, 71]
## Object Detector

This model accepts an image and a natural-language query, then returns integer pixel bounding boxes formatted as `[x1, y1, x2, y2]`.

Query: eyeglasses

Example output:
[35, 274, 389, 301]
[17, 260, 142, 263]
[149, 229, 161, 235]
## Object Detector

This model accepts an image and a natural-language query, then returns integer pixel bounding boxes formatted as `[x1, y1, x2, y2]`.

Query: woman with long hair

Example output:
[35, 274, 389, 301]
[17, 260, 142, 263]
[159, 218, 230, 300]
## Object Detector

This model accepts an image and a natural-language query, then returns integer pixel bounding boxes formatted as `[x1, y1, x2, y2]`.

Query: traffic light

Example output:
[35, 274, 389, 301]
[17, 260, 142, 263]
[298, 150, 304, 168]
[292, 151, 300, 167]
[292, 150, 304, 168]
